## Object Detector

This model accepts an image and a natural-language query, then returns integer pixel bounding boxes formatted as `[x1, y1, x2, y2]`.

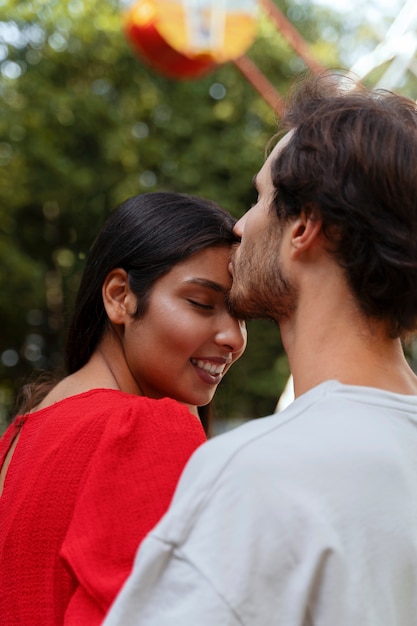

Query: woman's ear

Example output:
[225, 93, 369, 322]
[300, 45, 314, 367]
[102, 269, 136, 325]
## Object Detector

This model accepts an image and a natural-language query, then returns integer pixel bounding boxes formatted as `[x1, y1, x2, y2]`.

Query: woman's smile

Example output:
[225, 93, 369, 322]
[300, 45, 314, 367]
[190, 356, 232, 384]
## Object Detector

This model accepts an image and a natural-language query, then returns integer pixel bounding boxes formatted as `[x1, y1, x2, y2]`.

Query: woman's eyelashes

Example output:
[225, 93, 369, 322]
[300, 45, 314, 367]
[187, 299, 214, 311]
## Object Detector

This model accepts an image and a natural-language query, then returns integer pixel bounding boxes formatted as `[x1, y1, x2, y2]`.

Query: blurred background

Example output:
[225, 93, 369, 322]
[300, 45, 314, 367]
[1, 0, 416, 434]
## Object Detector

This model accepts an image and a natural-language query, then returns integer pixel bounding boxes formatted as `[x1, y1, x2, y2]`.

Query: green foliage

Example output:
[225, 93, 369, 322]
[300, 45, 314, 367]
[0, 0, 347, 431]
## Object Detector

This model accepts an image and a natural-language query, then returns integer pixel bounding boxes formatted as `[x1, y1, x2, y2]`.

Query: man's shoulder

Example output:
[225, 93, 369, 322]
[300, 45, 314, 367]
[201, 380, 341, 460]
[183, 379, 417, 491]
[173, 381, 336, 497]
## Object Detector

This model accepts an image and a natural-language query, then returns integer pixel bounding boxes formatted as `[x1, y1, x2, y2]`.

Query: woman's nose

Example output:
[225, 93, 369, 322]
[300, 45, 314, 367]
[215, 316, 247, 357]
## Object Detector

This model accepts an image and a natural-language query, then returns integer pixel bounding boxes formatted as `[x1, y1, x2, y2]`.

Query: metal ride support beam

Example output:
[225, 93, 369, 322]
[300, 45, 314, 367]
[233, 0, 326, 113]
[259, 0, 326, 74]
[233, 54, 285, 115]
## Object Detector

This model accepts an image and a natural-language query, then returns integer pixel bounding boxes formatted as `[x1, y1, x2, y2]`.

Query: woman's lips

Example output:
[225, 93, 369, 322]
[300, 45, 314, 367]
[190, 357, 230, 385]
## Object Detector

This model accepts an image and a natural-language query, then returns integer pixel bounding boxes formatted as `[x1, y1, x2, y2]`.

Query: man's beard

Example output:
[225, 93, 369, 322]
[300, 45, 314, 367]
[228, 246, 297, 323]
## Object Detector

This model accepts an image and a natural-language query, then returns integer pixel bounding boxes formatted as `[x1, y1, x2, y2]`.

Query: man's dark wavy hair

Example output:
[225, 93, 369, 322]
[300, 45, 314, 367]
[271, 72, 417, 338]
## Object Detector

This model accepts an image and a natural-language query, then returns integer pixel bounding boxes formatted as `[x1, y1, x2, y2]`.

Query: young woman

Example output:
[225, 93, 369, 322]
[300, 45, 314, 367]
[0, 192, 246, 625]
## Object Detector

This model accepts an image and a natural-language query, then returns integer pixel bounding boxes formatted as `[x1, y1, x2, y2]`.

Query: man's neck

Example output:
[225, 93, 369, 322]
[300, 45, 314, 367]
[281, 296, 417, 400]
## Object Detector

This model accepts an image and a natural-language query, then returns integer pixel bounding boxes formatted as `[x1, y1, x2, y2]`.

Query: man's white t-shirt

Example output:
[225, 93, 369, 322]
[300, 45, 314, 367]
[104, 381, 417, 625]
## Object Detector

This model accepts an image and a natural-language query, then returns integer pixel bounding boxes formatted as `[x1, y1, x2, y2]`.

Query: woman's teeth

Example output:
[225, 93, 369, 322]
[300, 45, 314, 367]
[191, 359, 225, 376]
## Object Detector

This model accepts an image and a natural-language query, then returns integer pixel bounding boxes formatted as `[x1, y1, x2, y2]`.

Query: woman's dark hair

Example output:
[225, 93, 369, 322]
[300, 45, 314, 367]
[270, 72, 417, 338]
[66, 192, 237, 373]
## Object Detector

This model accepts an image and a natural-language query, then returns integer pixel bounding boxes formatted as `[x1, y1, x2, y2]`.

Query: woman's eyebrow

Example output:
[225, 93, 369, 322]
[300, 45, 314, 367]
[184, 278, 227, 294]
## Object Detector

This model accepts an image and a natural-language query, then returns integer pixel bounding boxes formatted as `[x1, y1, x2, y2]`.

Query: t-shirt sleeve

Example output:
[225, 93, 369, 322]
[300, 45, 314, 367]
[103, 535, 242, 626]
[60, 397, 206, 624]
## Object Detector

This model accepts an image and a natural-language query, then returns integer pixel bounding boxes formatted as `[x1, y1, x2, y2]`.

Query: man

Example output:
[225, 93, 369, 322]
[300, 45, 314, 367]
[104, 73, 417, 625]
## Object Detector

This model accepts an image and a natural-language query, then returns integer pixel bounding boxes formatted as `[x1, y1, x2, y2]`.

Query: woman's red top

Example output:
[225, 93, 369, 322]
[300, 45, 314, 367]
[0, 389, 206, 624]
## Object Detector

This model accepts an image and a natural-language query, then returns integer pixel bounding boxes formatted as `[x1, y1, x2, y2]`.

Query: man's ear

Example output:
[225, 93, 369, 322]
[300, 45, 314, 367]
[102, 268, 136, 324]
[290, 206, 323, 258]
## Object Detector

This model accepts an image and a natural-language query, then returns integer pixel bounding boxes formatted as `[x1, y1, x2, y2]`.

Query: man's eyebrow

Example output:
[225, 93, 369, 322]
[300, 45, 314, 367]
[184, 278, 226, 293]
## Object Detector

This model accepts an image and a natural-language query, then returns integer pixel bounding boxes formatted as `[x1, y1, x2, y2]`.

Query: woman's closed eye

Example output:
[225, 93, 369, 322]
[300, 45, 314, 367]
[187, 299, 214, 310]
